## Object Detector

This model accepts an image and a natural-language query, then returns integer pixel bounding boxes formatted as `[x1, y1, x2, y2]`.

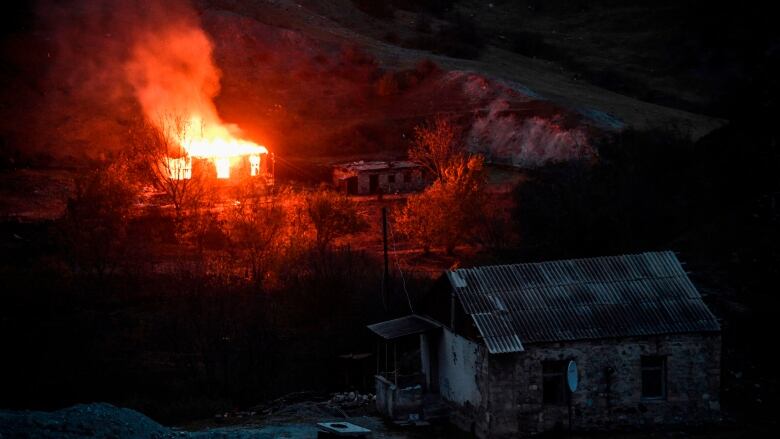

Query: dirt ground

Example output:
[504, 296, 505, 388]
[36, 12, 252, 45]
[0, 401, 765, 439]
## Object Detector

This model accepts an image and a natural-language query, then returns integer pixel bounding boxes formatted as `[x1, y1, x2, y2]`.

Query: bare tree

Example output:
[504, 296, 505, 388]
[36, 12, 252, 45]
[61, 158, 139, 277]
[408, 115, 464, 180]
[130, 114, 209, 223]
[305, 188, 367, 253]
[226, 179, 286, 286]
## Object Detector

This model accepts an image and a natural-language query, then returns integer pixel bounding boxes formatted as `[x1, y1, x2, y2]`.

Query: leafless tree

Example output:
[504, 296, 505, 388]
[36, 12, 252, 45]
[226, 179, 287, 286]
[130, 113, 209, 223]
[305, 188, 367, 254]
[62, 158, 139, 277]
[408, 115, 464, 180]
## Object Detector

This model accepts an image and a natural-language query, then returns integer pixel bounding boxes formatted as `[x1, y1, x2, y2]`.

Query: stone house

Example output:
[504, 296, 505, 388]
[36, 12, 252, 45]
[368, 251, 721, 437]
[332, 161, 424, 195]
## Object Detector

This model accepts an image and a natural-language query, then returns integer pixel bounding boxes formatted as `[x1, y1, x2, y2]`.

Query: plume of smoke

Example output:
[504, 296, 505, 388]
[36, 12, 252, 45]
[31, 0, 232, 158]
[123, 7, 227, 133]
[468, 97, 594, 167]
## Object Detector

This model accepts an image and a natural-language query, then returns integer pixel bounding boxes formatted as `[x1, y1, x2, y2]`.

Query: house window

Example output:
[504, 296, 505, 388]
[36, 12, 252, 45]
[388, 174, 395, 184]
[403, 171, 411, 183]
[641, 356, 666, 399]
[542, 360, 569, 405]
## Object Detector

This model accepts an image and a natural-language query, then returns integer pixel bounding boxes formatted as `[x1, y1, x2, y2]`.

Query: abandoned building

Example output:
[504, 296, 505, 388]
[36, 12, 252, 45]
[368, 251, 721, 437]
[166, 152, 273, 182]
[332, 161, 424, 195]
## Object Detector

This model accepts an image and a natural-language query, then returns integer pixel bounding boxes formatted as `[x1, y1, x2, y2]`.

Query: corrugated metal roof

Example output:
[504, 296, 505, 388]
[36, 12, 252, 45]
[446, 251, 720, 354]
[333, 161, 420, 173]
[367, 314, 441, 340]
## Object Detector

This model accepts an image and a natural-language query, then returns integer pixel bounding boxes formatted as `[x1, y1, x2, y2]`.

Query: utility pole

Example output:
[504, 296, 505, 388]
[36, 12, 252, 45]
[271, 152, 276, 186]
[382, 206, 390, 310]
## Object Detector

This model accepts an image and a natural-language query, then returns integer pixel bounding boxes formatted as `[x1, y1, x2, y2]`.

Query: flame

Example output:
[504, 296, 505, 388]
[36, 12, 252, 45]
[181, 116, 268, 159]
[125, 21, 269, 180]
[179, 115, 268, 179]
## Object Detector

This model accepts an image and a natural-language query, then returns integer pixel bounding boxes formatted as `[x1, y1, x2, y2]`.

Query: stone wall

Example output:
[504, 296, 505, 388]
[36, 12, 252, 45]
[374, 374, 425, 422]
[479, 333, 721, 437]
[374, 374, 393, 418]
[438, 328, 484, 406]
[334, 168, 424, 195]
[434, 328, 491, 436]
[356, 170, 423, 194]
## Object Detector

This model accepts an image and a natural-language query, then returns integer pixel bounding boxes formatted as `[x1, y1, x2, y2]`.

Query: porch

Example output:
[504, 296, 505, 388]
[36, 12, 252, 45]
[367, 315, 448, 425]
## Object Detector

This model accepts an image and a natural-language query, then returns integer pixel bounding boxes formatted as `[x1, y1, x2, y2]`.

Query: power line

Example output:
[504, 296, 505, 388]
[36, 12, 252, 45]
[387, 214, 414, 314]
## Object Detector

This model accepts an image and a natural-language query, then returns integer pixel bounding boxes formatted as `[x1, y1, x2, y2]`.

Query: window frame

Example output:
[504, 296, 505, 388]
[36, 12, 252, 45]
[640, 355, 667, 400]
[542, 360, 570, 406]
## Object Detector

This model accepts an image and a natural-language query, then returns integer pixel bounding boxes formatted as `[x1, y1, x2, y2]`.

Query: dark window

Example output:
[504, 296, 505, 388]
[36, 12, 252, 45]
[388, 174, 395, 184]
[641, 356, 666, 399]
[403, 171, 411, 183]
[369, 174, 379, 194]
[542, 360, 568, 405]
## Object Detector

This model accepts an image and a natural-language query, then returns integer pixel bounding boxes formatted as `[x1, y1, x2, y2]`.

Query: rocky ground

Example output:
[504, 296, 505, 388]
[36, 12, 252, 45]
[0, 399, 464, 439]
[0, 400, 764, 439]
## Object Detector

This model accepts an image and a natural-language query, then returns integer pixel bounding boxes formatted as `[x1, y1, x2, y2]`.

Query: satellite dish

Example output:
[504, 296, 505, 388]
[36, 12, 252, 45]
[567, 360, 578, 392]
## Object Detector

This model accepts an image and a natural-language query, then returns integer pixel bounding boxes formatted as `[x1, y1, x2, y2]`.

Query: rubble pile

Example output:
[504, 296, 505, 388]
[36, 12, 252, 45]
[327, 391, 375, 410]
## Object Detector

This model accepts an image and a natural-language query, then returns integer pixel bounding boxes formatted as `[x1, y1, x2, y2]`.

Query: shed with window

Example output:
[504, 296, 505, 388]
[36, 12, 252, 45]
[368, 251, 722, 437]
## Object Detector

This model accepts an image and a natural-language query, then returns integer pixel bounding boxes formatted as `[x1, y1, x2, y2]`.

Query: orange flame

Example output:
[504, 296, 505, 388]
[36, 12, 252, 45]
[125, 22, 267, 179]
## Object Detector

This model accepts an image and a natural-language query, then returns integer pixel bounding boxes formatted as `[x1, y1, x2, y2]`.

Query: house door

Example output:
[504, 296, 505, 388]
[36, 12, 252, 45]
[346, 177, 358, 195]
[369, 174, 379, 194]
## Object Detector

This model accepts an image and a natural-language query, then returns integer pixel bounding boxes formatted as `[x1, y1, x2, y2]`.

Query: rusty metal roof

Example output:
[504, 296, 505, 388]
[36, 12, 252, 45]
[446, 251, 720, 354]
[367, 314, 441, 340]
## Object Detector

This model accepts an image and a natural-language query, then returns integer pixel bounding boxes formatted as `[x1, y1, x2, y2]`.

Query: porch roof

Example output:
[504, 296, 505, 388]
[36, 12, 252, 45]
[367, 314, 441, 340]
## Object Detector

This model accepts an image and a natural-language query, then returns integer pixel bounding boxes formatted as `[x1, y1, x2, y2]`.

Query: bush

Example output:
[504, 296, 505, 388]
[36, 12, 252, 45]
[305, 189, 368, 253]
[398, 155, 488, 254]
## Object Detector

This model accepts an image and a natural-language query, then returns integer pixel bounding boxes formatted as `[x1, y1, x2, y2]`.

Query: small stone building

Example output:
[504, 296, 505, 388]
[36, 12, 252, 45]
[368, 251, 721, 437]
[332, 161, 424, 195]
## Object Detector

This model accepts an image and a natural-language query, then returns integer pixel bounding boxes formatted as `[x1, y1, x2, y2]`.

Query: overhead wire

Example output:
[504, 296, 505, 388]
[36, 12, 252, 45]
[387, 213, 414, 313]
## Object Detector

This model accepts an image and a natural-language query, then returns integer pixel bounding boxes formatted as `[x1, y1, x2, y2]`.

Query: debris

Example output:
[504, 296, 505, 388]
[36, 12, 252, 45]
[327, 391, 375, 410]
[316, 421, 371, 437]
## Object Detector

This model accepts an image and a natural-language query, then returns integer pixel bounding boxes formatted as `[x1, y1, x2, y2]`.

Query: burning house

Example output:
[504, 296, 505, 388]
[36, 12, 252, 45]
[160, 116, 273, 182]
[332, 161, 424, 195]
[368, 251, 721, 437]
[165, 149, 273, 182]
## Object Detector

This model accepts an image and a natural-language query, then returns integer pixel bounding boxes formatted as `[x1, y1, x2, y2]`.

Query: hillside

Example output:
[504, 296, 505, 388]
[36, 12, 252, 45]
[0, 1, 777, 434]
[0, 0, 725, 167]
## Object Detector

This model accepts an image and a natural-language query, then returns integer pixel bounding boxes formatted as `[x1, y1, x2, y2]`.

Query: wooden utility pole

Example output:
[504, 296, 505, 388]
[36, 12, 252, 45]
[382, 206, 390, 310]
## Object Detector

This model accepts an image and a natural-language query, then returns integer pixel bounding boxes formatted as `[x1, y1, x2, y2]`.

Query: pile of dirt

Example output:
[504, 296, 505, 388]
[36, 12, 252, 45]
[0, 403, 322, 439]
[0, 401, 399, 439]
[0, 403, 175, 439]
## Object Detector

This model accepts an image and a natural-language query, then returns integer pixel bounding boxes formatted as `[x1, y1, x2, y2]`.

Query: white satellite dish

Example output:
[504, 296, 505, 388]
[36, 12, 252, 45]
[567, 360, 578, 392]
